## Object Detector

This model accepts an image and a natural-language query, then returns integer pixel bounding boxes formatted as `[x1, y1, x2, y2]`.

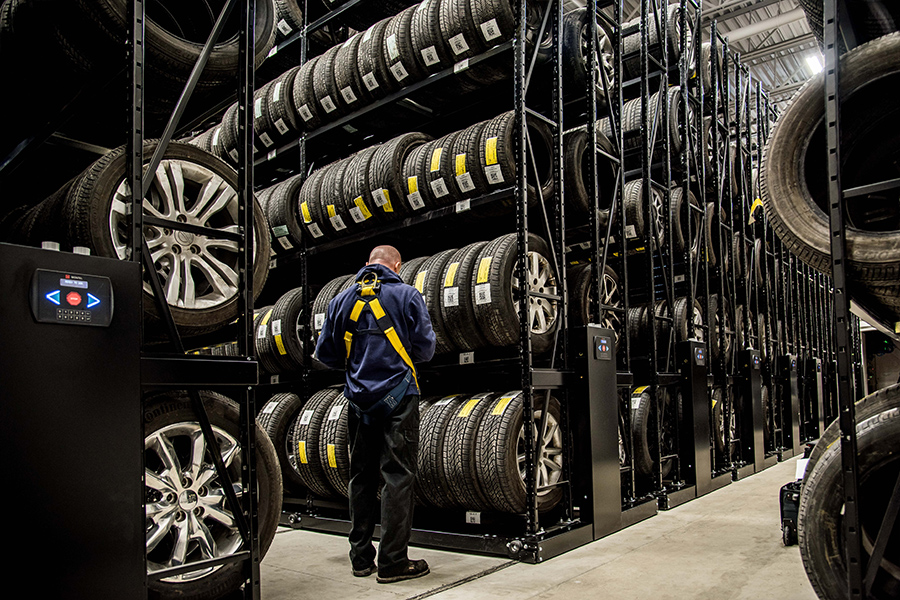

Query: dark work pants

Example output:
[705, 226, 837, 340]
[348, 394, 419, 572]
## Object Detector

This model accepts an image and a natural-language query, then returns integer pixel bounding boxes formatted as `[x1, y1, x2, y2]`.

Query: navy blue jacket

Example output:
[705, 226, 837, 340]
[315, 263, 435, 408]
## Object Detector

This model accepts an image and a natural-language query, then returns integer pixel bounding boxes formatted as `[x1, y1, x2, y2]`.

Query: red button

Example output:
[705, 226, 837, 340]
[66, 292, 82, 306]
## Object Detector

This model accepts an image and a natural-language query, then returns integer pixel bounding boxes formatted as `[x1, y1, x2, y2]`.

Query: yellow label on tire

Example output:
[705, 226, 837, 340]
[633, 385, 648, 396]
[407, 176, 418, 194]
[274, 334, 287, 355]
[430, 147, 443, 171]
[458, 398, 480, 417]
[300, 202, 312, 223]
[455, 153, 467, 176]
[414, 270, 427, 293]
[476, 257, 492, 284]
[327, 444, 337, 468]
[444, 262, 459, 287]
[326, 204, 337, 218]
[491, 396, 515, 415]
[382, 189, 393, 212]
[354, 196, 372, 219]
[485, 137, 498, 165]
[298, 441, 308, 464]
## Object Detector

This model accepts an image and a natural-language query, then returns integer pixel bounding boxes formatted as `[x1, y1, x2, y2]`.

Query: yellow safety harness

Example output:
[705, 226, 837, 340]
[344, 271, 419, 392]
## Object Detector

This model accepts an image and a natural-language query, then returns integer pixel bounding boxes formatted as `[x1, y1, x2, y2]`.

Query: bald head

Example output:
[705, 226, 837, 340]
[367, 245, 402, 273]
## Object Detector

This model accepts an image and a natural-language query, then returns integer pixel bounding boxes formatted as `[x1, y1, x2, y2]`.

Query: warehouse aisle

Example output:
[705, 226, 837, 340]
[261, 456, 817, 600]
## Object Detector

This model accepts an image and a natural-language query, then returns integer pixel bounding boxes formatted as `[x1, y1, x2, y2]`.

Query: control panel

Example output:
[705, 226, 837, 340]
[30, 269, 114, 327]
[593, 335, 612, 360]
[694, 346, 706, 366]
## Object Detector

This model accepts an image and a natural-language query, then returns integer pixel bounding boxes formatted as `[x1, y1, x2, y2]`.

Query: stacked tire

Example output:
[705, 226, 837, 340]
[309, 233, 560, 354]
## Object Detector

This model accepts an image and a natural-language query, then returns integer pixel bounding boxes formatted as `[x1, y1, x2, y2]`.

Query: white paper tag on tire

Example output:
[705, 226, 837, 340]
[390, 61, 409, 81]
[625, 224, 637, 239]
[465, 511, 481, 524]
[480, 19, 501, 41]
[271, 319, 282, 336]
[443, 287, 459, 307]
[474, 283, 491, 305]
[408, 191, 425, 210]
[328, 404, 343, 421]
[309, 223, 324, 238]
[320, 95, 337, 113]
[273, 81, 283, 103]
[299, 409, 313, 426]
[430, 178, 449, 198]
[456, 172, 475, 193]
[449, 33, 469, 55]
[257, 324, 268, 339]
[386, 34, 400, 60]
[298, 103, 313, 121]
[274, 118, 289, 135]
[372, 189, 388, 206]
[277, 236, 293, 250]
[314, 313, 325, 330]
[631, 397, 642, 409]
[421, 46, 440, 66]
[330, 215, 347, 231]
[277, 19, 292, 36]
[363, 72, 379, 91]
[340, 86, 358, 104]
[262, 401, 278, 415]
[485, 164, 504, 184]
[259, 132, 274, 147]
[349, 206, 366, 223]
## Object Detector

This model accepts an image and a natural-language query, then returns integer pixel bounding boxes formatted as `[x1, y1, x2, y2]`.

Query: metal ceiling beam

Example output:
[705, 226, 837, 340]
[767, 80, 808, 97]
[741, 32, 817, 61]
[724, 7, 807, 42]
[703, 0, 783, 23]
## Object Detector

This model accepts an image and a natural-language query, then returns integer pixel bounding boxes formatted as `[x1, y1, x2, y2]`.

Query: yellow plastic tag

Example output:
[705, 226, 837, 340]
[485, 137, 498, 165]
[327, 444, 337, 468]
[444, 262, 459, 287]
[298, 441, 307, 464]
[354, 197, 372, 220]
[476, 257, 492, 284]
[458, 398, 480, 417]
[261, 309, 273, 325]
[274, 334, 287, 355]
[327, 204, 337, 218]
[300, 202, 312, 223]
[491, 396, 515, 415]
[430, 147, 443, 172]
[455, 153, 467, 176]
[407, 176, 418, 194]
[414, 270, 427, 293]
[633, 385, 648, 396]
[382, 189, 393, 212]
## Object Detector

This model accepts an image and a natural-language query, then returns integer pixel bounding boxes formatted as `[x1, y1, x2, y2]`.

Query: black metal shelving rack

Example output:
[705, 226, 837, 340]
[128, 0, 262, 595]
[269, 0, 598, 563]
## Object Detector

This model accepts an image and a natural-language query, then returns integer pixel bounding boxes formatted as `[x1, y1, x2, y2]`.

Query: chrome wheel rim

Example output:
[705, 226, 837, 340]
[651, 188, 665, 246]
[110, 160, 242, 310]
[517, 407, 563, 498]
[597, 270, 623, 344]
[691, 304, 704, 342]
[145, 421, 243, 582]
[513, 251, 559, 335]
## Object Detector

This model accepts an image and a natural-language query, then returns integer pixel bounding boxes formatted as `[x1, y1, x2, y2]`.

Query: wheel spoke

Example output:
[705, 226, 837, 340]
[146, 511, 176, 552]
[196, 183, 236, 226]
[194, 252, 239, 300]
[146, 469, 176, 494]
[188, 429, 207, 481]
[190, 513, 218, 559]
[152, 165, 179, 218]
[151, 432, 183, 476]
[203, 502, 236, 529]
[169, 520, 190, 568]
[164, 161, 188, 216]
[543, 422, 559, 446]
[164, 256, 185, 306]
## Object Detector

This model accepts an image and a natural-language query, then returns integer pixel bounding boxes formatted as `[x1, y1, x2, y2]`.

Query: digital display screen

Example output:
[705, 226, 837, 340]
[60, 278, 89, 289]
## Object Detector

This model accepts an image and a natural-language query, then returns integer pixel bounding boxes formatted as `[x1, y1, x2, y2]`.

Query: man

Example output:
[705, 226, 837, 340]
[315, 245, 435, 583]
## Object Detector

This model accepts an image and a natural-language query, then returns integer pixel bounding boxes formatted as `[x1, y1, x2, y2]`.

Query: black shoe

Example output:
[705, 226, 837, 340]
[376, 559, 430, 583]
[352, 564, 377, 577]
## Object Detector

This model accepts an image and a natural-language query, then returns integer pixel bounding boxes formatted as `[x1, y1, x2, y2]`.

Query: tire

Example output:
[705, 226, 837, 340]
[561, 7, 613, 108]
[356, 18, 400, 102]
[621, 4, 686, 80]
[312, 45, 343, 120]
[410, 0, 451, 74]
[265, 66, 302, 145]
[297, 165, 331, 242]
[477, 110, 555, 201]
[264, 173, 304, 253]
[565, 127, 618, 222]
[258, 392, 306, 495]
[62, 140, 270, 336]
[343, 147, 384, 227]
[411, 248, 458, 354]
[704, 202, 719, 267]
[267, 286, 307, 371]
[601, 86, 688, 156]
[254, 306, 282, 375]
[440, 241, 491, 351]
[760, 33, 900, 290]
[143, 389, 282, 600]
[417, 394, 467, 508]
[711, 386, 726, 455]
[319, 155, 356, 237]
[449, 121, 491, 201]
[799, 405, 900, 600]
[471, 233, 559, 354]
[399, 256, 430, 285]
[670, 186, 702, 260]
[441, 391, 499, 510]
[805, 382, 900, 484]
[291, 56, 323, 132]
[623, 179, 665, 247]
[334, 33, 370, 111]
[568, 263, 623, 349]
[630, 386, 655, 477]
[368, 132, 433, 217]
[475, 391, 564, 514]
[252, 81, 277, 152]
[318, 392, 351, 498]
[290, 387, 342, 498]
[708, 294, 735, 366]
[423, 132, 462, 206]
[400, 141, 437, 212]
[383, 6, 426, 86]
[311, 274, 354, 339]
[673, 296, 704, 343]
[273, 0, 304, 39]
[438, 0, 486, 61]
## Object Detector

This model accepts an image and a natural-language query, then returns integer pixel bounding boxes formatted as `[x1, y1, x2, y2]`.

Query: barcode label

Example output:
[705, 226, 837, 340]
[277, 236, 293, 250]
[277, 19, 292, 36]
[340, 86, 358, 104]
[372, 189, 388, 206]
[363, 72, 379, 91]
[299, 409, 313, 426]
[309, 223, 324, 238]
[257, 324, 268, 339]
[456, 172, 475, 193]
[298, 103, 313, 121]
[444, 287, 459, 307]
[456, 199, 471, 213]
[485, 164, 504, 184]
[259, 132, 274, 147]
[262, 401, 278, 414]
[349, 206, 366, 223]
[271, 319, 282, 335]
[330, 214, 346, 231]
[430, 178, 449, 198]
[390, 61, 409, 81]
[408, 191, 425, 210]
[475, 283, 491, 304]
[273, 81, 283, 103]
[386, 34, 399, 60]
[481, 18, 500, 41]
[274, 118, 289, 135]
[625, 224, 637, 239]
[270, 374, 280, 384]
[421, 46, 440, 66]
[320, 95, 337, 113]
[449, 33, 469, 55]
[314, 313, 325, 330]
[465, 511, 481, 524]
[460, 352, 475, 365]
[674, 274, 685, 283]
[328, 404, 343, 421]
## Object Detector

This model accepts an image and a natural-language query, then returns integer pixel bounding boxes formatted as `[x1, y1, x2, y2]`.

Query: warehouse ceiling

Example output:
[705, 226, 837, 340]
[563, 0, 820, 113]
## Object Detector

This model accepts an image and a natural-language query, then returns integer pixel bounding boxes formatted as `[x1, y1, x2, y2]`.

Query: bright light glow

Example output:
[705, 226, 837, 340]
[806, 54, 823, 74]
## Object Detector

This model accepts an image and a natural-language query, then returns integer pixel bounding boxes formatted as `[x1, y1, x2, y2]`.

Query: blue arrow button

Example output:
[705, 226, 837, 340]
[87, 293, 101, 309]
[46, 290, 60, 305]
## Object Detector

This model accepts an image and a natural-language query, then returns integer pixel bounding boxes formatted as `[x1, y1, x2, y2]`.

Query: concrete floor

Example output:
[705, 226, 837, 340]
[260, 456, 818, 600]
